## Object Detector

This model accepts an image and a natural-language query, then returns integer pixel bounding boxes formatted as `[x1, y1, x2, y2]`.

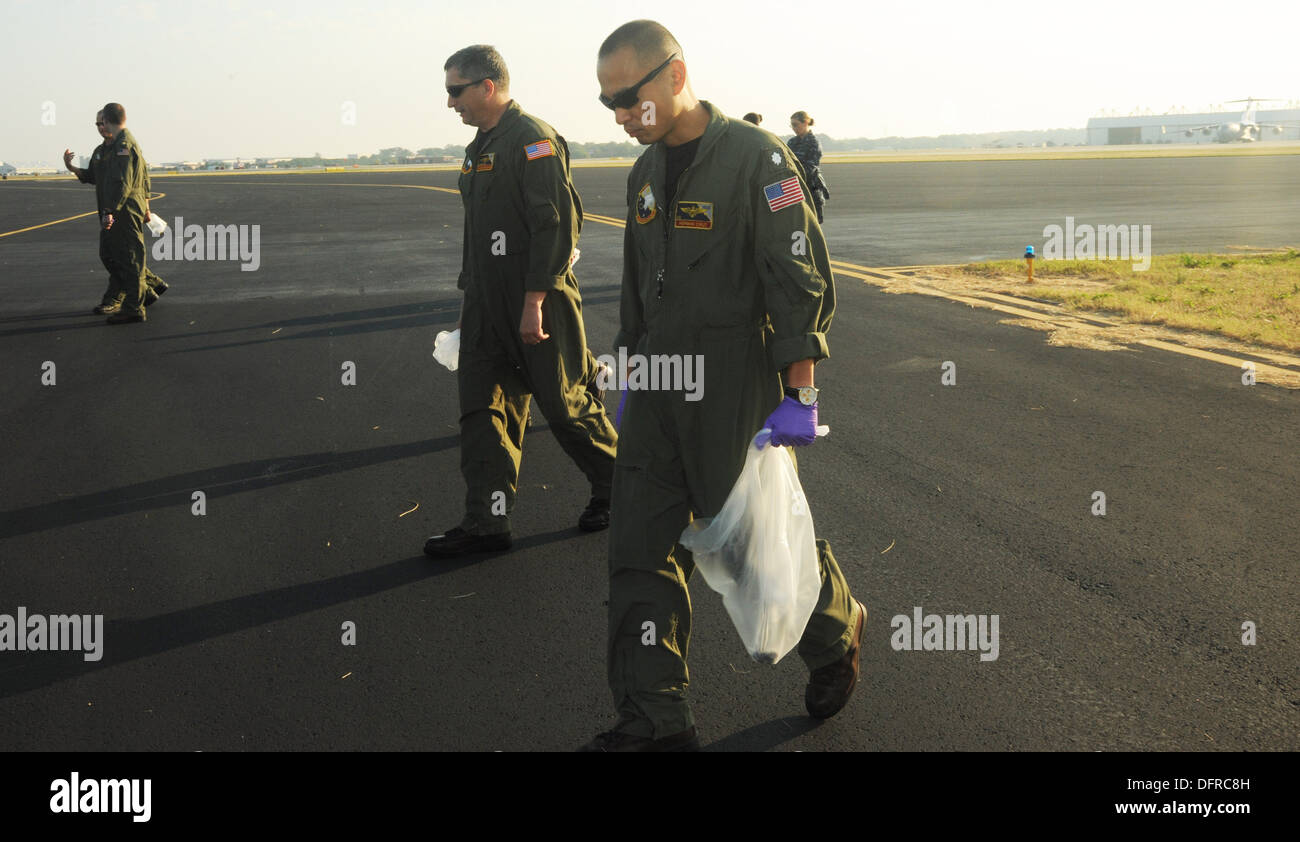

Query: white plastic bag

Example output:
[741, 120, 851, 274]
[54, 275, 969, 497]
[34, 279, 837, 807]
[678, 427, 826, 664]
[432, 328, 460, 371]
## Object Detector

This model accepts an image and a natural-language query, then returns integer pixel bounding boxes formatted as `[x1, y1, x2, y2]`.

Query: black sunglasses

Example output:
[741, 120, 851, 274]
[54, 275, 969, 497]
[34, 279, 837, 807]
[598, 53, 676, 111]
[446, 78, 488, 98]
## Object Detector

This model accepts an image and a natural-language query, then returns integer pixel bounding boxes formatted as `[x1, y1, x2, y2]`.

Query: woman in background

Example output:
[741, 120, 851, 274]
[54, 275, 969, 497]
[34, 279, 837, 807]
[788, 110, 829, 223]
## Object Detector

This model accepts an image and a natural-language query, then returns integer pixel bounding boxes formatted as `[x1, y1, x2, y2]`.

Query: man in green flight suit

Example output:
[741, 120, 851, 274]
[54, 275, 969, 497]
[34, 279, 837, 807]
[424, 45, 618, 557]
[64, 108, 168, 315]
[580, 20, 867, 751]
[71, 102, 150, 324]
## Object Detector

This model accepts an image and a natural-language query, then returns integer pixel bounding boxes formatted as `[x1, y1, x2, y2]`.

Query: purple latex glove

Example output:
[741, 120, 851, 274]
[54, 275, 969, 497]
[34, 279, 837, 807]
[764, 396, 817, 446]
[615, 391, 627, 431]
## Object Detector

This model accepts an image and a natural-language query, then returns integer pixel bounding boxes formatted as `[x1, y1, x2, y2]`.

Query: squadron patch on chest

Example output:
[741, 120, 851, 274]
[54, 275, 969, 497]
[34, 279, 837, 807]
[461, 156, 472, 174]
[635, 182, 656, 224]
[673, 201, 713, 230]
[475, 152, 495, 172]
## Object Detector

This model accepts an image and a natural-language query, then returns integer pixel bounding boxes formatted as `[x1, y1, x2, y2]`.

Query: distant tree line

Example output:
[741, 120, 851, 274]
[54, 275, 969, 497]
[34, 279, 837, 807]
[816, 128, 1087, 151]
[270, 128, 1087, 168]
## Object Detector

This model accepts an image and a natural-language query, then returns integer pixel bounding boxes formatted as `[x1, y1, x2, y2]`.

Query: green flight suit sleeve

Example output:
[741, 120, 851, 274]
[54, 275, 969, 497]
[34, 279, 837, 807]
[752, 146, 834, 369]
[76, 163, 95, 185]
[614, 185, 645, 353]
[518, 135, 578, 293]
[102, 136, 139, 213]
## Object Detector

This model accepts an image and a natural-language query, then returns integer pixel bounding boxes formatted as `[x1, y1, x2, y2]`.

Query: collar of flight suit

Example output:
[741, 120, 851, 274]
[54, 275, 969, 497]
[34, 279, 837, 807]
[472, 99, 524, 153]
[647, 100, 729, 178]
[108, 127, 135, 153]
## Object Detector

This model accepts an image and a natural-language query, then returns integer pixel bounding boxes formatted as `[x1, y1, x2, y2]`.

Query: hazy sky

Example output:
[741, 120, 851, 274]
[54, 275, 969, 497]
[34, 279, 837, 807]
[4, 0, 1298, 164]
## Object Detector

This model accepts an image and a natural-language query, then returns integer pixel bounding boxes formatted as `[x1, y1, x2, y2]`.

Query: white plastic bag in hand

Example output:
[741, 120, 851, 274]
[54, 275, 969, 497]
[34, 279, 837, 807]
[432, 328, 460, 371]
[678, 427, 822, 664]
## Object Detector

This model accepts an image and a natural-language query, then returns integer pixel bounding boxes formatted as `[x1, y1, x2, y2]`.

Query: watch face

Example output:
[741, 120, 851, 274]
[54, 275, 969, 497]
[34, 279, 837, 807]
[798, 386, 818, 406]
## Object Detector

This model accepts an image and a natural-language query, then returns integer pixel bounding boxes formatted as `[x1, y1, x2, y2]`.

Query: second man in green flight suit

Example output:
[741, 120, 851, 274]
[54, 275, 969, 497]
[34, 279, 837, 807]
[85, 102, 151, 325]
[424, 45, 618, 558]
[64, 107, 168, 315]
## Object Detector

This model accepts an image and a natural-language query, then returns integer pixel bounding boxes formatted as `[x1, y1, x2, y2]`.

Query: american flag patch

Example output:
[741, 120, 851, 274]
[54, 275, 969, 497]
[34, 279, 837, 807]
[524, 139, 554, 160]
[764, 176, 803, 212]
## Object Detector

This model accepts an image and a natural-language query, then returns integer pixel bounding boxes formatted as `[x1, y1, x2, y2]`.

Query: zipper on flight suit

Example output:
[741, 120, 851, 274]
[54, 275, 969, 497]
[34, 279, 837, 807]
[658, 149, 708, 298]
[655, 198, 665, 301]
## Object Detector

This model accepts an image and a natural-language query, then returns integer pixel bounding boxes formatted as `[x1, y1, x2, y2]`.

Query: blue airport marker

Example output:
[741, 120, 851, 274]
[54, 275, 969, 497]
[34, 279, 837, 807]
[1024, 245, 1035, 281]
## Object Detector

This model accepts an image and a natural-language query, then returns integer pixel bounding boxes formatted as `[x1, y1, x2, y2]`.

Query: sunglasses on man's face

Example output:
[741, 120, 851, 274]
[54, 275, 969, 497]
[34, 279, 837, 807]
[599, 53, 676, 111]
[446, 78, 487, 98]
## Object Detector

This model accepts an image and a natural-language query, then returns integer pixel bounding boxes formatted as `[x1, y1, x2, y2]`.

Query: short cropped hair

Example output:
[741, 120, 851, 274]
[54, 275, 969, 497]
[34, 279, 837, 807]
[598, 19, 682, 65]
[102, 102, 126, 124]
[444, 45, 509, 91]
[743, 112, 762, 125]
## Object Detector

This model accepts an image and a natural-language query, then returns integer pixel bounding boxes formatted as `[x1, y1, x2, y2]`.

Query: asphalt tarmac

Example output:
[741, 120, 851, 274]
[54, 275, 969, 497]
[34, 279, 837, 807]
[0, 158, 1296, 751]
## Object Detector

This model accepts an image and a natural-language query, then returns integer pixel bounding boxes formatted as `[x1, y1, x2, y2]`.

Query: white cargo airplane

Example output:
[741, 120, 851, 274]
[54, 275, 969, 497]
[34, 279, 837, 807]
[1165, 97, 1297, 142]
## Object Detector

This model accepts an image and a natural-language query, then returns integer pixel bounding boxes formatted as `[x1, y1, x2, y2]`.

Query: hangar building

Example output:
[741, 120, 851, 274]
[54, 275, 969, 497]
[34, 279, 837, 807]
[1086, 108, 1300, 144]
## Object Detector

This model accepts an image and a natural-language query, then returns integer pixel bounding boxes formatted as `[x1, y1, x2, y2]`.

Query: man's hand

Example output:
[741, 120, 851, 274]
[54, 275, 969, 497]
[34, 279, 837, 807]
[145, 209, 151, 223]
[764, 397, 818, 446]
[102, 213, 114, 231]
[520, 292, 549, 345]
[63, 149, 76, 172]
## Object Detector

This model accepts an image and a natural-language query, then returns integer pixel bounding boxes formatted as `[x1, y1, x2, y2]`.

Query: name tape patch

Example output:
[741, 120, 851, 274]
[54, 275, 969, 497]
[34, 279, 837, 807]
[673, 201, 713, 230]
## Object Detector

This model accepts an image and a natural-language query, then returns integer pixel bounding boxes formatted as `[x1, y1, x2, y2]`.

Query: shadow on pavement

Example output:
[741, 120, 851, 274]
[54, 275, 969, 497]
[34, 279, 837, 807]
[0, 319, 110, 338]
[703, 716, 824, 752]
[0, 436, 458, 540]
[144, 300, 460, 343]
[0, 527, 576, 701]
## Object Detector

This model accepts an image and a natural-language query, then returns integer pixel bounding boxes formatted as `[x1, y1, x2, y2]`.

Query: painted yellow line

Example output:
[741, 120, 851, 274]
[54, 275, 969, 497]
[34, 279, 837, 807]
[215, 180, 462, 195]
[838, 262, 1299, 385]
[211, 180, 629, 225]
[585, 213, 626, 228]
[1134, 339, 1297, 382]
[0, 210, 98, 238]
[0, 192, 166, 239]
[145, 160, 637, 178]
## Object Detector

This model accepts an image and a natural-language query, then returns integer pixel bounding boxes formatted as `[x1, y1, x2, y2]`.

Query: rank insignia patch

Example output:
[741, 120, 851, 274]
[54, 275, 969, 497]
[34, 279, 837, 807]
[475, 152, 495, 172]
[524, 139, 554, 160]
[673, 201, 713, 230]
[635, 182, 656, 224]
